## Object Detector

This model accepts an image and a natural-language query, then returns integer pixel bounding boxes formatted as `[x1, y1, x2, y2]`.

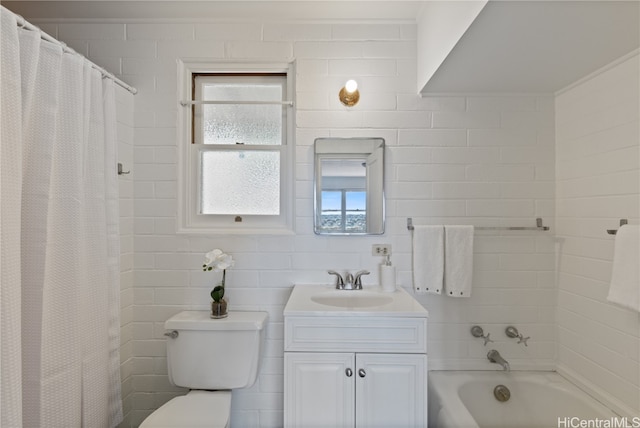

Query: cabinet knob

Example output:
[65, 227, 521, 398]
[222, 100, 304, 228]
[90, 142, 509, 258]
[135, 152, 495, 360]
[345, 368, 353, 377]
[358, 369, 366, 378]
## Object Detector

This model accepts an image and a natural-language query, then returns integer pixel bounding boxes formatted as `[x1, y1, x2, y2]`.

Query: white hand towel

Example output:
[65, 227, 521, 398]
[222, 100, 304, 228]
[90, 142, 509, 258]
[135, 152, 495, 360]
[412, 225, 444, 294]
[444, 225, 474, 297]
[607, 225, 640, 312]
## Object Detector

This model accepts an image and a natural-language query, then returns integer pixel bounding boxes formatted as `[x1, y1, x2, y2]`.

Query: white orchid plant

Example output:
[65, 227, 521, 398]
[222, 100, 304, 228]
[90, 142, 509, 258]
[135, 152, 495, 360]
[202, 249, 235, 303]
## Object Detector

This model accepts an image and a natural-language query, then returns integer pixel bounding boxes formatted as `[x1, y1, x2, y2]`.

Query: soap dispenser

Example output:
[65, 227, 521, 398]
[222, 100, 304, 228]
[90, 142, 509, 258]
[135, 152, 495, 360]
[380, 255, 396, 292]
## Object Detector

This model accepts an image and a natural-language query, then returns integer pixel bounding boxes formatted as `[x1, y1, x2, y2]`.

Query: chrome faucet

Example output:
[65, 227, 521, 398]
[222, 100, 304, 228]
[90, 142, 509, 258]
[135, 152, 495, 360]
[328, 270, 370, 290]
[344, 272, 355, 289]
[487, 350, 510, 371]
[353, 270, 370, 289]
[328, 270, 345, 289]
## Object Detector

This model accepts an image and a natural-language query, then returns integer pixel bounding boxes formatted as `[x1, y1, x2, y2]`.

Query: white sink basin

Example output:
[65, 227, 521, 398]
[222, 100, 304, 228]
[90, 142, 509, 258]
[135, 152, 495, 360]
[311, 292, 393, 308]
[284, 284, 429, 317]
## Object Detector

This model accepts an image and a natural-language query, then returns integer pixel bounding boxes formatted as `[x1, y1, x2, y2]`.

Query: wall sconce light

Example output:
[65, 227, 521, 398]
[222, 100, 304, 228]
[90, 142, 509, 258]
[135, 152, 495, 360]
[339, 79, 360, 107]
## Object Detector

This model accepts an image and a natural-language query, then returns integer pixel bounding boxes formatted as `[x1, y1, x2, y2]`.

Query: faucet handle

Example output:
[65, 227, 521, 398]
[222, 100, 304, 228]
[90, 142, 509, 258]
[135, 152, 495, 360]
[518, 335, 530, 347]
[471, 325, 494, 346]
[482, 333, 494, 346]
[328, 270, 344, 289]
[505, 326, 530, 347]
[354, 270, 370, 289]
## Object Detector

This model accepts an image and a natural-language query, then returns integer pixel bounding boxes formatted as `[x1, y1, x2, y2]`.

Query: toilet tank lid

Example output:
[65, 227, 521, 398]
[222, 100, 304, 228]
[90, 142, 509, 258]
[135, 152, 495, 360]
[165, 311, 268, 331]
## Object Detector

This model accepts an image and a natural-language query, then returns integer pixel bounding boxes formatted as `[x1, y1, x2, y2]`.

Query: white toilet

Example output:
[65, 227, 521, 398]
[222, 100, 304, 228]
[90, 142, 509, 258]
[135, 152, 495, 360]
[139, 310, 268, 428]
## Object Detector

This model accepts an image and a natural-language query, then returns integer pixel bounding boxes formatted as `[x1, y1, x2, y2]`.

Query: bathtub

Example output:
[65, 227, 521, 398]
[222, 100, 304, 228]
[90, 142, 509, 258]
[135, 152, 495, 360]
[429, 371, 618, 428]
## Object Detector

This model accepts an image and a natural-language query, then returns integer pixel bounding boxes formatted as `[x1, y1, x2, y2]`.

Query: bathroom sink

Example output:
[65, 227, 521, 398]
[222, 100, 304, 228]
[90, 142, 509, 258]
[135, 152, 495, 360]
[283, 284, 428, 317]
[310, 292, 393, 308]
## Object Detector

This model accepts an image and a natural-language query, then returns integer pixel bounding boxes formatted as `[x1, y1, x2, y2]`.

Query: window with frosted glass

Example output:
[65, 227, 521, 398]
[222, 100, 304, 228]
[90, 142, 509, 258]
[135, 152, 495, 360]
[193, 74, 286, 217]
[200, 83, 283, 145]
[200, 150, 280, 215]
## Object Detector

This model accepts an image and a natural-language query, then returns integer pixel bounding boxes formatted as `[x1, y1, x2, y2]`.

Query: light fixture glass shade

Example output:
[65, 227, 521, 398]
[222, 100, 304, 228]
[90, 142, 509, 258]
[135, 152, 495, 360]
[345, 79, 358, 93]
[339, 80, 360, 107]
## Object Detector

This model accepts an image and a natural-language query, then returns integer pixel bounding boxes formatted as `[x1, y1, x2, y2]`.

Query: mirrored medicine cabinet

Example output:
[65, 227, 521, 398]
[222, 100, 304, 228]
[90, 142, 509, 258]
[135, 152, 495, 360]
[314, 138, 385, 235]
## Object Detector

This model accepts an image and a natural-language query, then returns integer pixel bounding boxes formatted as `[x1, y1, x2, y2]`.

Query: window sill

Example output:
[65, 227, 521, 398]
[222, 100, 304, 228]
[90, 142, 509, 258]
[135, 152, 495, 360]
[176, 224, 295, 236]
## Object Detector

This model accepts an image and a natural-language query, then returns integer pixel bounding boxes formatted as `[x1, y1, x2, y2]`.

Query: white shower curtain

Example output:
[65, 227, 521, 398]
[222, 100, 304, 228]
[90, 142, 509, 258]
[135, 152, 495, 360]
[1, 7, 122, 427]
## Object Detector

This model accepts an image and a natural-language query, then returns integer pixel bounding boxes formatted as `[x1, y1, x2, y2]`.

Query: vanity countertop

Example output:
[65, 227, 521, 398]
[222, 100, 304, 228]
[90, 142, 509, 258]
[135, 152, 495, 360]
[283, 284, 428, 318]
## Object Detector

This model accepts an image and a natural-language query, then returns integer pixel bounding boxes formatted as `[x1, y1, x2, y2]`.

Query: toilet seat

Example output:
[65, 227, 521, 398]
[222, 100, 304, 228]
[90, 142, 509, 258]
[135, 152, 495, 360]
[139, 390, 231, 428]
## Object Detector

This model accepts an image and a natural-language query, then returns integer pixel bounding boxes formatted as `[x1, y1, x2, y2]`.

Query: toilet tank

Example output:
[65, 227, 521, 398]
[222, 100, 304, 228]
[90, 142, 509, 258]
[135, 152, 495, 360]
[164, 311, 268, 390]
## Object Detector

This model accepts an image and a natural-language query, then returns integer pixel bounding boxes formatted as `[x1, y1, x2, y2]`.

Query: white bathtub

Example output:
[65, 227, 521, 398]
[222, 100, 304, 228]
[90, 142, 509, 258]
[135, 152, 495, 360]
[429, 371, 617, 428]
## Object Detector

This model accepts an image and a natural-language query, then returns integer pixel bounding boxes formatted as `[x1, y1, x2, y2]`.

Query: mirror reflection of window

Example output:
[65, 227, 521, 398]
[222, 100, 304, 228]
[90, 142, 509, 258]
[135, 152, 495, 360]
[314, 138, 385, 235]
[345, 191, 366, 232]
[318, 158, 367, 233]
[320, 190, 367, 233]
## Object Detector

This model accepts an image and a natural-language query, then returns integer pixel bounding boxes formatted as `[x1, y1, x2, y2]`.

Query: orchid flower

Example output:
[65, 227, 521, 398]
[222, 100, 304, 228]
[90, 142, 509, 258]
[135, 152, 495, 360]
[203, 249, 234, 302]
[203, 249, 235, 272]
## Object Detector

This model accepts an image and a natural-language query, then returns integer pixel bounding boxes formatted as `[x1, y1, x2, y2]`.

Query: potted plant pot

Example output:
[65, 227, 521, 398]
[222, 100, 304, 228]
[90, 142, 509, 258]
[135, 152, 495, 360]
[211, 298, 228, 319]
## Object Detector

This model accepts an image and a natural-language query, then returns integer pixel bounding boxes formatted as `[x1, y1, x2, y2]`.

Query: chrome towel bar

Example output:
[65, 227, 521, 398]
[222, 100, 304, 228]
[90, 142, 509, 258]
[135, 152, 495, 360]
[407, 217, 550, 232]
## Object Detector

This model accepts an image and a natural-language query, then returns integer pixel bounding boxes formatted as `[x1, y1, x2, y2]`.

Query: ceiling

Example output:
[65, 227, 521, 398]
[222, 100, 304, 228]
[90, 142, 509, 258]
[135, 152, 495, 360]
[1, 0, 425, 21]
[423, 1, 640, 94]
[4, 0, 639, 94]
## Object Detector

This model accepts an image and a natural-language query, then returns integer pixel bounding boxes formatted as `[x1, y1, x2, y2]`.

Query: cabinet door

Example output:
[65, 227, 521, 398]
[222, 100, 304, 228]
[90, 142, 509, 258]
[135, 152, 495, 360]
[355, 353, 427, 428]
[284, 352, 355, 428]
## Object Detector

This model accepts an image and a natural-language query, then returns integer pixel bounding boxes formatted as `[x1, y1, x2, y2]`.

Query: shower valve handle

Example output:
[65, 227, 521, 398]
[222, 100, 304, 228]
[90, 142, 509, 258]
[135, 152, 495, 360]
[164, 330, 179, 339]
[470, 325, 493, 346]
[505, 326, 530, 347]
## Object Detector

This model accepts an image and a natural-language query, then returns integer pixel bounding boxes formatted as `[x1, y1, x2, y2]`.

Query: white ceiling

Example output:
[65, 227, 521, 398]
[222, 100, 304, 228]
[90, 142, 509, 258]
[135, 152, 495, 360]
[1, 0, 425, 21]
[4, 0, 639, 94]
[423, 1, 640, 94]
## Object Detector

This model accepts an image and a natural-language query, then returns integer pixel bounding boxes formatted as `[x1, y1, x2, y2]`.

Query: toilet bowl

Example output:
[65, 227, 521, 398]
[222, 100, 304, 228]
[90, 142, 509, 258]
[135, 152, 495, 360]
[139, 391, 230, 428]
[139, 311, 268, 428]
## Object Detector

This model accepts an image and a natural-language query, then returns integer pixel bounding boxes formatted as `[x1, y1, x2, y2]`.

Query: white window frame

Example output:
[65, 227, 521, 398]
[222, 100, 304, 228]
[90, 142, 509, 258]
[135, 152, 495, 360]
[177, 60, 295, 234]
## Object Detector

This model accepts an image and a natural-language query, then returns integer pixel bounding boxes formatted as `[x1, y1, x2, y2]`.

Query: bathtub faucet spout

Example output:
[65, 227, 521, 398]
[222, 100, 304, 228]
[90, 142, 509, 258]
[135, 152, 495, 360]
[487, 350, 510, 371]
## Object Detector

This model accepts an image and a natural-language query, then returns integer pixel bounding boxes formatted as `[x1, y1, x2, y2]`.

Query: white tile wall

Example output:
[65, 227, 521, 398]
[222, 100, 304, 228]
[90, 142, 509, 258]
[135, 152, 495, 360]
[116, 86, 135, 427]
[43, 19, 556, 428]
[555, 52, 640, 416]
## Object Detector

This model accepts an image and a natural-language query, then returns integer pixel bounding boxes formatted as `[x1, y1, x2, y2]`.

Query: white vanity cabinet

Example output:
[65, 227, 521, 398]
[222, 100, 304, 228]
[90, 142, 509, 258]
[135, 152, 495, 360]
[284, 351, 427, 428]
[283, 284, 429, 428]
[284, 352, 355, 428]
[355, 353, 427, 428]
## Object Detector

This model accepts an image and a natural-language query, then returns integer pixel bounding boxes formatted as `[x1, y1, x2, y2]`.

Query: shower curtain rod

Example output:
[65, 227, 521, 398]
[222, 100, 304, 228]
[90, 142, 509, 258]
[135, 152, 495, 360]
[9, 9, 137, 95]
